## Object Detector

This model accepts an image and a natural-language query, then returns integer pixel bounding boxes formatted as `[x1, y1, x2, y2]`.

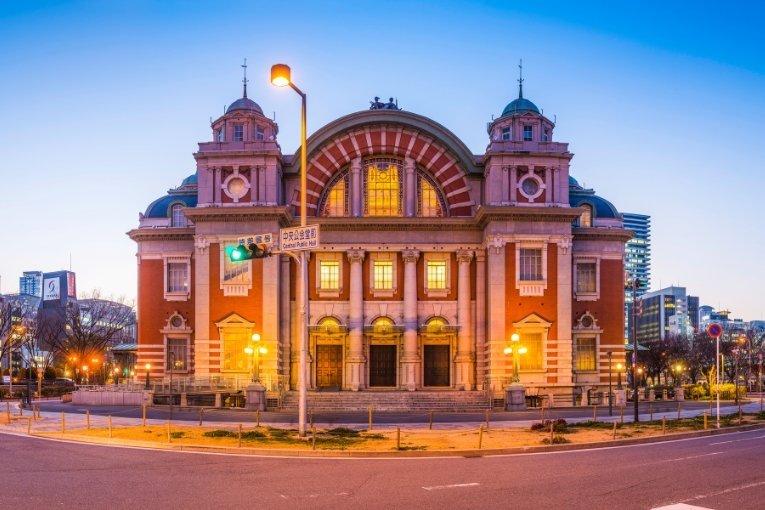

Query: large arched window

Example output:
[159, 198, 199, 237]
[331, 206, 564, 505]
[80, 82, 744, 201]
[322, 172, 349, 217]
[418, 173, 445, 217]
[364, 158, 402, 216]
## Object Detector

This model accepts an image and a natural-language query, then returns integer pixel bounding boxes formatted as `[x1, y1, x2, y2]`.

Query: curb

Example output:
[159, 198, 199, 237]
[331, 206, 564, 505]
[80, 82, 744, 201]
[23, 421, 765, 459]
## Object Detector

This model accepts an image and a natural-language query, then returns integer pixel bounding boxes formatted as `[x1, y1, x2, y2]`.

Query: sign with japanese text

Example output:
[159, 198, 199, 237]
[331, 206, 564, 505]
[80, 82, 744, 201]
[280, 225, 319, 251]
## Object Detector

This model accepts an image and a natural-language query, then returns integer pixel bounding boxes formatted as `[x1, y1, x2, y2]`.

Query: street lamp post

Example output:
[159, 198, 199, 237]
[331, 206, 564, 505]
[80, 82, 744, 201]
[607, 351, 613, 416]
[627, 275, 641, 422]
[503, 333, 528, 411]
[144, 363, 151, 390]
[271, 63, 309, 437]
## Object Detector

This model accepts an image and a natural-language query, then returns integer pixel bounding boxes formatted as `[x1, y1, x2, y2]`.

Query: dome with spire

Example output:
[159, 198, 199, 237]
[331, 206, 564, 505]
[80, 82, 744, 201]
[500, 60, 541, 117]
[225, 58, 263, 115]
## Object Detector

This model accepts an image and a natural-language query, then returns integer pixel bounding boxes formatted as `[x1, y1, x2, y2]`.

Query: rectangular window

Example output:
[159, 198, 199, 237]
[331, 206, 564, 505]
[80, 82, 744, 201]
[575, 337, 596, 371]
[523, 125, 533, 141]
[256, 126, 265, 140]
[166, 263, 188, 292]
[519, 248, 543, 281]
[217, 129, 224, 142]
[501, 127, 511, 140]
[373, 261, 393, 290]
[223, 333, 248, 371]
[319, 261, 340, 290]
[520, 332, 543, 370]
[166, 338, 187, 370]
[542, 129, 549, 142]
[426, 260, 447, 290]
[234, 125, 244, 142]
[576, 263, 597, 293]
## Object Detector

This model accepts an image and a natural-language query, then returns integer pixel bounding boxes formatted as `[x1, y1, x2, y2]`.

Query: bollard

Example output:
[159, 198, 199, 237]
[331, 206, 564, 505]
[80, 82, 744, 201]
[237, 424, 242, 448]
[703, 411, 708, 430]
[593, 405, 597, 422]
[677, 401, 681, 420]
[19, 399, 23, 416]
[396, 427, 401, 451]
[620, 407, 624, 425]
[650, 402, 654, 422]
[428, 411, 433, 430]
[86, 410, 91, 430]
[27, 417, 32, 435]
[368, 405, 373, 431]
[108, 415, 113, 439]
[61, 412, 66, 434]
[257, 410, 261, 428]
[478, 425, 484, 449]
[312, 426, 316, 450]
[199, 408, 204, 427]
[485, 409, 490, 430]
[612, 421, 617, 440]
[549, 421, 554, 443]
[662, 416, 666, 435]
[167, 421, 172, 443]
[142, 404, 147, 428]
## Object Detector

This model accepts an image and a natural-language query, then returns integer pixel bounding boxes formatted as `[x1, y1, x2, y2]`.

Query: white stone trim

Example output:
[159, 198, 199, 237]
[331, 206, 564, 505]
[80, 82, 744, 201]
[221, 169, 251, 203]
[163, 252, 192, 301]
[573, 255, 601, 301]
[514, 241, 548, 297]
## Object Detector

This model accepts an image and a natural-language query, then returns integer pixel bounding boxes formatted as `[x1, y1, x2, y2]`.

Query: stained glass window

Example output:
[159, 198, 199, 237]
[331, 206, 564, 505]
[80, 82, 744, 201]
[364, 159, 402, 216]
[418, 175, 443, 217]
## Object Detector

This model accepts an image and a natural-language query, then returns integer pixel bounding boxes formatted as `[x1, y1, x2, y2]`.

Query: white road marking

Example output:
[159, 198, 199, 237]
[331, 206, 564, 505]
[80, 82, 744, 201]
[656, 452, 723, 463]
[651, 504, 714, 510]
[422, 482, 480, 491]
[682, 479, 765, 503]
[709, 435, 765, 445]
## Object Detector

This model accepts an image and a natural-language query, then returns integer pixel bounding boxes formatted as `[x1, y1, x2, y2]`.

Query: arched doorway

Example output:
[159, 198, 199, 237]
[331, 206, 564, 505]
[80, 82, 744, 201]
[312, 317, 345, 389]
[421, 317, 454, 387]
[367, 317, 400, 388]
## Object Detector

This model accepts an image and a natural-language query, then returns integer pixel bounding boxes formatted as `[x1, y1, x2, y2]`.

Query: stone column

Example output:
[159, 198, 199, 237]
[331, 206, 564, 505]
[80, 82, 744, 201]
[486, 237, 507, 392]
[280, 255, 293, 388]
[347, 250, 366, 390]
[401, 249, 420, 391]
[404, 158, 416, 217]
[501, 166, 509, 204]
[509, 166, 517, 203]
[213, 167, 221, 203]
[545, 166, 553, 204]
[474, 250, 486, 389]
[455, 250, 474, 390]
[193, 236, 211, 376]
[556, 238, 574, 386]
[350, 158, 362, 217]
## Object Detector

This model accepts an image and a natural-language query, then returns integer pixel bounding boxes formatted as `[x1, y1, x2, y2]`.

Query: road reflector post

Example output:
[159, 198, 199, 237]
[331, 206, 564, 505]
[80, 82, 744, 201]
[662, 416, 666, 435]
[238, 424, 242, 448]
[199, 408, 204, 427]
[19, 399, 23, 416]
[703, 411, 708, 430]
[428, 411, 433, 430]
[485, 409, 490, 430]
[612, 421, 617, 440]
[368, 405, 373, 431]
[478, 424, 484, 449]
[108, 415, 113, 438]
[86, 410, 90, 430]
[396, 427, 401, 451]
[142, 404, 147, 428]
[27, 417, 32, 435]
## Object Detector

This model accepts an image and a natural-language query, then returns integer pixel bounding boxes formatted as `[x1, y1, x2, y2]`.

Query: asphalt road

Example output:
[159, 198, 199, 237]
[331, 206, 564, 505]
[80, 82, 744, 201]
[1, 428, 764, 509]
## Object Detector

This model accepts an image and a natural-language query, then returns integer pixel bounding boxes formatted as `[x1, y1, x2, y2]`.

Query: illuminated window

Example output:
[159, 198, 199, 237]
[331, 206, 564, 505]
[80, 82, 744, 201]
[170, 204, 186, 227]
[575, 337, 596, 371]
[418, 175, 443, 217]
[576, 263, 597, 293]
[519, 248, 543, 281]
[373, 261, 393, 290]
[234, 125, 244, 142]
[364, 159, 402, 216]
[323, 174, 348, 217]
[520, 332, 543, 370]
[427, 260, 447, 290]
[319, 261, 340, 290]
[166, 338, 187, 370]
[223, 333, 248, 371]
[166, 263, 188, 293]
[579, 204, 593, 227]
[523, 125, 533, 141]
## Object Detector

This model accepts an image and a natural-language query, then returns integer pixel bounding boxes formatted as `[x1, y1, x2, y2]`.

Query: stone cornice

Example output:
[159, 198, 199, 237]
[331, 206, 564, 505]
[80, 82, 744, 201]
[573, 227, 634, 243]
[183, 205, 293, 226]
[315, 217, 477, 232]
[126, 227, 194, 242]
[474, 205, 583, 227]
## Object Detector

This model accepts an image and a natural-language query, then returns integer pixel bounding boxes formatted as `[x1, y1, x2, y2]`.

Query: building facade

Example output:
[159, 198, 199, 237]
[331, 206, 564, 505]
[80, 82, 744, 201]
[623, 213, 650, 338]
[129, 78, 631, 401]
[19, 271, 43, 298]
[636, 286, 696, 343]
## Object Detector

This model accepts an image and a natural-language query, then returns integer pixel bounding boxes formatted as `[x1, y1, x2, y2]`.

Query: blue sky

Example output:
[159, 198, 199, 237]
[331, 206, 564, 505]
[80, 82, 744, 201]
[1, 1, 763, 320]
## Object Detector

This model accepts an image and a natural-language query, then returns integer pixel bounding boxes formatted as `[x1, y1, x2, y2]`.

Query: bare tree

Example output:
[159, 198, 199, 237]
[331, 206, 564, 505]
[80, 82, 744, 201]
[0, 297, 35, 379]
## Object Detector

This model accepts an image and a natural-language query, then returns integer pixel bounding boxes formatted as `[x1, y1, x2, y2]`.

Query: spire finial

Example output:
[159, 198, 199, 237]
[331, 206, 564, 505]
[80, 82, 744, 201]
[241, 58, 249, 99]
[518, 58, 524, 99]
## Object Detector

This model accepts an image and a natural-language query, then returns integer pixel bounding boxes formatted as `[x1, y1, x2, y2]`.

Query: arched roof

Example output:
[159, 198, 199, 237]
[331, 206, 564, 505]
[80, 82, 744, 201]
[144, 174, 198, 218]
[282, 110, 478, 217]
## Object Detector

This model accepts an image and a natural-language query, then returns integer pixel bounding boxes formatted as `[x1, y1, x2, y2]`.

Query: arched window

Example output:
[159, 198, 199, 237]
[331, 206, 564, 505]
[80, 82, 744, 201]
[364, 158, 402, 216]
[579, 204, 593, 227]
[322, 173, 349, 217]
[418, 174, 444, 217]
[171, 204, 187, 227]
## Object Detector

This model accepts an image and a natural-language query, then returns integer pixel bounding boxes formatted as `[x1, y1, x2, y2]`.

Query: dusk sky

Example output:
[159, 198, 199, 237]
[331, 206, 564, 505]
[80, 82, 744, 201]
[1, 1, 763, 321]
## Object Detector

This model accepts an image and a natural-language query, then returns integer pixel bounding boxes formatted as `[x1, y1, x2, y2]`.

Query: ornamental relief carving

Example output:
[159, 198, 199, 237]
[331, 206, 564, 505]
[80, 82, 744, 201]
[455, 249, 474, 264]
[401, 249, 420, 264]
[346, 249, 366, 264]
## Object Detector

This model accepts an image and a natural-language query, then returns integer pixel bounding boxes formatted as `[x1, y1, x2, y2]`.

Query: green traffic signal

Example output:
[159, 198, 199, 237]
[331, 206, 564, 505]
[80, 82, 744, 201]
[228, 243, 271, 262]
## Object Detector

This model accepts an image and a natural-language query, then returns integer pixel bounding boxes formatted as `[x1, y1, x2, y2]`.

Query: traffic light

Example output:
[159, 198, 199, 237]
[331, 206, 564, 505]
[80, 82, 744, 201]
[226, 243, 271, 262]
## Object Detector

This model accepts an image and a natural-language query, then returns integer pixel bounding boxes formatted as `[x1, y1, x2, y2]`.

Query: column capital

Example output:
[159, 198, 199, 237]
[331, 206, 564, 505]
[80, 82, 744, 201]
[350, 157, 362, 173]
[346, 249, 366, 264]
[456, 249, 474, 265]
[401, 249, 420, 264]
[474, 249, 486, 263]
[404, 157, 416, 172]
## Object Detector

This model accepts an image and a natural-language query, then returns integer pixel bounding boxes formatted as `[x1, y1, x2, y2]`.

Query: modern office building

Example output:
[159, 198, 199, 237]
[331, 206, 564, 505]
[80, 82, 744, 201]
[19, 271, 43, 298]
[635, 286, 692, 344]
[623, 213, 650, 339]
[129, 71, 632, 403]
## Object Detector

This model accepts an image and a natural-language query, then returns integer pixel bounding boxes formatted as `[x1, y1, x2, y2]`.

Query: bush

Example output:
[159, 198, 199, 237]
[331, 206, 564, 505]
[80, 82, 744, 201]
[170, 431, 185, 439]
[710, 384, 746, 400]
[685, 384, 707, 400]
[541, 435, 570, 445]
[241, 431, 266, 439]
[531, 419, 567, 432]
[326, 427, 360, 437]
[203, 430, 236, 438]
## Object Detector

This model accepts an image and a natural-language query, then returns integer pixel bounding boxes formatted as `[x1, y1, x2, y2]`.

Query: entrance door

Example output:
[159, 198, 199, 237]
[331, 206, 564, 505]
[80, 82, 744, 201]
[424, 345, 450, 387]
[316, 345, 343, 388]
[369, 345, 397, 387]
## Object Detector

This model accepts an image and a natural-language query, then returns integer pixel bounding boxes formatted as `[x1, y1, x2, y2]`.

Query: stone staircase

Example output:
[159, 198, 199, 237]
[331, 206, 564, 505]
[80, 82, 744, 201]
[279, 390, 491, 412]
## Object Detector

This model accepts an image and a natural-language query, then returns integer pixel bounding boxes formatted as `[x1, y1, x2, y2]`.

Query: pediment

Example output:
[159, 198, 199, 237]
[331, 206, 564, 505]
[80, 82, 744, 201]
[215, 312, 255, 328]
[512, 313, 552, 328]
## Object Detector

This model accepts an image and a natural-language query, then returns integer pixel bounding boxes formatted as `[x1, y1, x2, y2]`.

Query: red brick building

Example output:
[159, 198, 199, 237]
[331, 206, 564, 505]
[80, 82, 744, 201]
[128, 80, 631, 404]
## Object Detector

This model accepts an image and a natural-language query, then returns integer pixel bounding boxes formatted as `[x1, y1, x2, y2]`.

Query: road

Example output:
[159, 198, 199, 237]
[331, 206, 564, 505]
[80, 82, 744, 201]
[1, 427, 764, 509]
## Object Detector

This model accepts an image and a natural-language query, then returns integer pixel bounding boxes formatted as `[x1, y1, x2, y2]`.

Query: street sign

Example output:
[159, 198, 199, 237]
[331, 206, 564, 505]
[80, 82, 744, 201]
[237, 233, 274, 247]
[707, 323, 723, 338]
[280, 225, 319, 251]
